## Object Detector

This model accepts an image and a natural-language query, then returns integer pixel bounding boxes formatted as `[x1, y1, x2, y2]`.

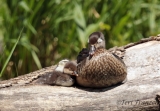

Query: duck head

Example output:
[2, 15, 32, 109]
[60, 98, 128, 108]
[88, 32, 106, 56]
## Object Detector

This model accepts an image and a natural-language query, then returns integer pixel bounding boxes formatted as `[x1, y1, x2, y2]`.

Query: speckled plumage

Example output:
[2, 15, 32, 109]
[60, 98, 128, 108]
[34, 60, 77, 86]
[76, 32, 127, 88]
[35, 71, 75, 86]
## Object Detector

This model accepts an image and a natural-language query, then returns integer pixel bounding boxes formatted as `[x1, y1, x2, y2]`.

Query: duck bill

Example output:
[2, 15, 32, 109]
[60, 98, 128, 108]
[89, 45, 95, 56]
[63, 68, 73, 74]
[63, 68, 78, 76]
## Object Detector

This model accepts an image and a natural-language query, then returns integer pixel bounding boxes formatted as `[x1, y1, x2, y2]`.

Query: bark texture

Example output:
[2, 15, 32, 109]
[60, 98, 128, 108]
[0, 35, 160, 111]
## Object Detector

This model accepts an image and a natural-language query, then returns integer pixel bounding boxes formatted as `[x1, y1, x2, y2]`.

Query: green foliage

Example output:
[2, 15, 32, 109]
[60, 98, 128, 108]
[0, 27, 23, 77]
[0, 0, 160, 79]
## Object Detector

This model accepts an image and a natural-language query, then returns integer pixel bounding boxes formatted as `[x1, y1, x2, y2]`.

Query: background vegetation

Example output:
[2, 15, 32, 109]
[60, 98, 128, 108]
[0, 0, 160, 79]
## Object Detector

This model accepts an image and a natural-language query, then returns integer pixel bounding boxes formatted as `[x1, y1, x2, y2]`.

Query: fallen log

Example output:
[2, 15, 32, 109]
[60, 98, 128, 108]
[0, 35, 160, 111]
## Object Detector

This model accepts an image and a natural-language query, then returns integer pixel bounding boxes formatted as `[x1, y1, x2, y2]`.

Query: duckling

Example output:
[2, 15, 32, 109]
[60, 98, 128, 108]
[76, 32, 127, 88]
[34, 59, 77, 86]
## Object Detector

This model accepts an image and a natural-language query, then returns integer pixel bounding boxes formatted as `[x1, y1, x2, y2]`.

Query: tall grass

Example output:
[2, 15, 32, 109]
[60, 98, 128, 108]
[0, 28, 23, 77]
[0, 0, 160, 79]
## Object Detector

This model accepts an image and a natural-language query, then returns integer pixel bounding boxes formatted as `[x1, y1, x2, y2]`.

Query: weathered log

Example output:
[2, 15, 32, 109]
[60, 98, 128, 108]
[0, 35, 160, 111]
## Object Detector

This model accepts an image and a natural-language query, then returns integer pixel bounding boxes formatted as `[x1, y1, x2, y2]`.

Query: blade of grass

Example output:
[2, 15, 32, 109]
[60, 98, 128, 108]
[0, 27, 24, 77]
[31, 50, 42, 69]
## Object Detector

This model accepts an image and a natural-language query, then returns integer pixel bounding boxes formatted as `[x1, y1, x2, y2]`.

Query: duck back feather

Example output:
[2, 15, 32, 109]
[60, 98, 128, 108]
[76, 48, 127, 88]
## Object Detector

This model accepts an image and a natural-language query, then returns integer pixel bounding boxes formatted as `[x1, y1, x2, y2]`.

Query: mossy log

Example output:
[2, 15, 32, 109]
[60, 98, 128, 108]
[0, 35, 160, 111]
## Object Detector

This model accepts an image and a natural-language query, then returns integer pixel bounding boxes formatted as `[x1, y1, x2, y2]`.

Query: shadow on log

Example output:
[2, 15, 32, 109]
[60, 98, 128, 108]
[0, 35, 160, 111]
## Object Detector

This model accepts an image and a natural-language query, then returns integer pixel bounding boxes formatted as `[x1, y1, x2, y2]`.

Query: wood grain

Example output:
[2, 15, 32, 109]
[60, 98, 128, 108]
[0, 35, 160, 111]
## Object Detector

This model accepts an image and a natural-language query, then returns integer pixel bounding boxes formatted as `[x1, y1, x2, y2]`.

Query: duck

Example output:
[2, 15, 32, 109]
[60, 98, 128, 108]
[76, 31, 127, 88]
[34, 59, 77, 86]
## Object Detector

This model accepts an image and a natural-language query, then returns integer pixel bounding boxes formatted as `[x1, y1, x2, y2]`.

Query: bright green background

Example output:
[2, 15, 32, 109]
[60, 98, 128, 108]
[0, 0, 160, 79]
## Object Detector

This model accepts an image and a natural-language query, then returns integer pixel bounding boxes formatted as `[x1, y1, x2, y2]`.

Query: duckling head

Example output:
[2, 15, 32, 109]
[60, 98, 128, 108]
[55, 59, 69, 72]
[63, 61, 78, 76]
[88, 31, 106, 56]
[55, 59, 77, 76]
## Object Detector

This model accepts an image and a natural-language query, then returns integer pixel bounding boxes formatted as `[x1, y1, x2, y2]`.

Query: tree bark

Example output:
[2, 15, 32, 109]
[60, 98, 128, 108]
[0, 35, 160, 111]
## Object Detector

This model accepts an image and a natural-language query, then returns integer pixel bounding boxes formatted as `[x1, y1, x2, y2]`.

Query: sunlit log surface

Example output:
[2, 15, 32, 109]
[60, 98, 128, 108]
[0, 36, 160, 111]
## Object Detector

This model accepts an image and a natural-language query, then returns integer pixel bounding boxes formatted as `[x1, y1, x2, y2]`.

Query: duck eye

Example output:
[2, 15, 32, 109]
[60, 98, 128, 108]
[97, 38, 103, 43]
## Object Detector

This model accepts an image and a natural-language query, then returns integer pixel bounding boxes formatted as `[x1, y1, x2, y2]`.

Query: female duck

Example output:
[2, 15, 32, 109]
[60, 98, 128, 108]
[76, 32, 127, 88]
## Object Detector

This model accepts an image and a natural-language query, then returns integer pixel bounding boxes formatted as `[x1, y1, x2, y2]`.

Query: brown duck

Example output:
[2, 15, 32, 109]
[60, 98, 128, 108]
[76, 32, 127, 88]
[34, 59, 77, 86]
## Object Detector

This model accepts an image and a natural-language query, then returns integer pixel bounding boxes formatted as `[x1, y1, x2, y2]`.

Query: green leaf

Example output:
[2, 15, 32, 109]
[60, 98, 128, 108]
[74, 3, 86, 29]
[77, 28, 85, 48]
[19, 1, 31, 12]
[112, 15, 130, 34]
[23, 19, 37, 34]
[31, 50, 42, 69]
[0, 27, 24, 77]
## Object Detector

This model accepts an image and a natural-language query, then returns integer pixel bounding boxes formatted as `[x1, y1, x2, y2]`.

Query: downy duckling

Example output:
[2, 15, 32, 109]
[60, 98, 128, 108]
[34, 59, 77, 86]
